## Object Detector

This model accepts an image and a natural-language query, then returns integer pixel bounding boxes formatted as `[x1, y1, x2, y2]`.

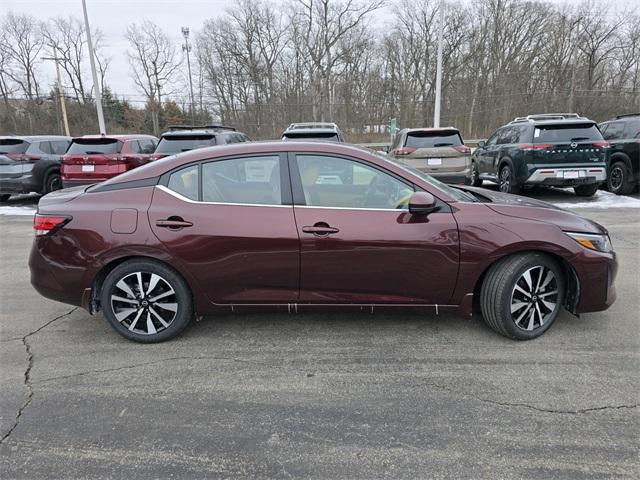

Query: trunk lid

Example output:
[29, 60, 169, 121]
[530, 122, 607, 166]
[62, 137, 125, 181]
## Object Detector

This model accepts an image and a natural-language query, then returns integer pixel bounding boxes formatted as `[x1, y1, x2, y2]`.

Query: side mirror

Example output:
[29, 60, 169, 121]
[477, 140, 486, 148]
[408, 191, 439, 215]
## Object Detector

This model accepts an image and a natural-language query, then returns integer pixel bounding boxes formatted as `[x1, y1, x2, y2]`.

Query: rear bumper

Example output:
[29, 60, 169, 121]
[430, 172, 470, 185]
[525, 167, 606, 186]
[0, 174, 41, 195]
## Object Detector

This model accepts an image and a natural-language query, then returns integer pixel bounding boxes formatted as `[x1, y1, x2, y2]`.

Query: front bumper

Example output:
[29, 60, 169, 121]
[573, 249, 617, 314]
[526, 167, 606, 186]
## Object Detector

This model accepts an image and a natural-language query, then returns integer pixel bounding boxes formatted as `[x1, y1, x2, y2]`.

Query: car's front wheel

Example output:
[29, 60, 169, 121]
[574, 183, 599, 197]
[100, 259, 193, 343]
[498, 164, 520, 194]
[480, 253, 565, 340]
[607, 161, 635, 195]
[43, 170, 62, 194]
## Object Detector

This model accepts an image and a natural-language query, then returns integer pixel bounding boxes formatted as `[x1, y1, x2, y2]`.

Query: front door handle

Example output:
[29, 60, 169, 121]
[302, 223, 339, 236]
[156, 217, 193, 229]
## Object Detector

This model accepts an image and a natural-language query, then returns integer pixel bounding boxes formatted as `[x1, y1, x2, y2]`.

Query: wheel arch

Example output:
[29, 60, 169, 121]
[609, 151, 633, 171]
[471, 249, 579, 314]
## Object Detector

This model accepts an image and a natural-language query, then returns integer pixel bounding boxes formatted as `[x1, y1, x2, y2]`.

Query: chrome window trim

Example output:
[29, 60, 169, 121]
[294, 205, 408, 212]
[156, 184, 290, 208]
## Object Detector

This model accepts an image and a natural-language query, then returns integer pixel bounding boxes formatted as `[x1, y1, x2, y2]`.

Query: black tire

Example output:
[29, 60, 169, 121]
[100, 259, 193, 343]
[498, 163, 520, 194]
[480, 252, 565, 340]
[573, 183, 599, 197]
[607, 161, 635, 196]
[466, 161, 483, 187]
[43, 170, 62, 194]
[0, 194, 10, 202]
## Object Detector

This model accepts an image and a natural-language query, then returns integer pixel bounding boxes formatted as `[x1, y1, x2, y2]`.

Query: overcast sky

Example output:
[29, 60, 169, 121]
[5, 0, 636, 100]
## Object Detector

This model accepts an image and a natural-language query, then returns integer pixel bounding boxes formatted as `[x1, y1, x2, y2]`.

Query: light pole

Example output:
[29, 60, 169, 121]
[42, 51, 70, 136]
[82, 0, 106, 134]
[433, 0, 444, 128]
[182, 27, 196, 125]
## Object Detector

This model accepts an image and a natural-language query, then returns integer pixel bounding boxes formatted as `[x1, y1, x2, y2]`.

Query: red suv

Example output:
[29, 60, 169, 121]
[61, 134, 158, 188]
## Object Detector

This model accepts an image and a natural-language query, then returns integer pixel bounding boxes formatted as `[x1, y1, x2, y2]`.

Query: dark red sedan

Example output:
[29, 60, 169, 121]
[29, 142, 617, 342]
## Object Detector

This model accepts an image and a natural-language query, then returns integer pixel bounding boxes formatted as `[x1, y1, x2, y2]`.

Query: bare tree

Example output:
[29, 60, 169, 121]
[1, 12, 44, 99]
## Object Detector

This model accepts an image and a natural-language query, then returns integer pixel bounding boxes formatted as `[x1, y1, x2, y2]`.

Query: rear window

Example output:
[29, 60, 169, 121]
[0, 139, 30, 154]
[155, 135, 216, 154]
[282, 132, 339, 141]
[534, 124, 602, 143]
[626, 120, 640, 138]
[67, 138, 122, 154]
[404, 131, 462, 149]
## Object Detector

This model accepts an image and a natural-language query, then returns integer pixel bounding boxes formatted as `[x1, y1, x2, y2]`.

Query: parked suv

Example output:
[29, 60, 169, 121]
[598, 113, 639, 195]
[0, 135, 71, 202]
[152, 125, 249, 160]
[61, 134, 158, 188]
[389, 127, 471, 184]
[471, 114, 608, 196]
[281, 122, 345, 142]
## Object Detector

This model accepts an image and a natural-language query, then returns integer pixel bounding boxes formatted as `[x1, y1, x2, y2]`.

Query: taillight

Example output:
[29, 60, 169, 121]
[453, 145, 471, 154]
[34, 214, 71, 236]
[394, 147, 416, 156]
[150, 153, 165, 160]
[592, 141, 609, 148]
[520, 144, 553, 151]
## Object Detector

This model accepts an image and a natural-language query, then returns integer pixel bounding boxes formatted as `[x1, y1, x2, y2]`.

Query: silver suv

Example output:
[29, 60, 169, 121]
[281, 122, 345, 142]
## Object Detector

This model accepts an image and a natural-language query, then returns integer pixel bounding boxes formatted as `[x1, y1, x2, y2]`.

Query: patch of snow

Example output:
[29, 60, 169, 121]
[551, 190, 640, 209]
[0, 206, 36, 216]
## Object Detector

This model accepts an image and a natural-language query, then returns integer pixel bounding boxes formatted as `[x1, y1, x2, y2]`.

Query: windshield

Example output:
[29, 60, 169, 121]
[282, 132, 340, 141]
[405, 131, 462, 148]
[0, 139, 29, 154]
[376, 152, 476, 202]
[67, 138, 122, 154]
[155, 135, 216, 154]
[535, 124, 602, 143]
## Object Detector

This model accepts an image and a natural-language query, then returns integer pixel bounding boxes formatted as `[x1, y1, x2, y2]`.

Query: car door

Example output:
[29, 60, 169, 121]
[289, 152, 460, 304]
[148, 153, 300, 304]
[476, 130, 500, 176]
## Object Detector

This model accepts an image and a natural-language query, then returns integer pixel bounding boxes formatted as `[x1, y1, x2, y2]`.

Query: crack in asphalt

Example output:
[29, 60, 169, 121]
[419, 379, 639, 415]
[0, 307, 78, 446]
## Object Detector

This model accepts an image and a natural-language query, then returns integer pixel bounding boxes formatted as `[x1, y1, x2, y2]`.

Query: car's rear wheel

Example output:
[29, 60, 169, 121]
[100, 259, 193, 343]
[574, 183, 599, 197]
[498, 164, 519, 194]
[607, 161, 635, 195]
[480, 253, 565, 340]
[0, 194, 10, 203]
[44, 170, 62, 194]
[466, 161, 482, 187]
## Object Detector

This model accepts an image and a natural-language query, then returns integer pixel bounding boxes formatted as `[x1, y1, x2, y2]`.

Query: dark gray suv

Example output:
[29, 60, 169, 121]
[152, 125, 250, 160]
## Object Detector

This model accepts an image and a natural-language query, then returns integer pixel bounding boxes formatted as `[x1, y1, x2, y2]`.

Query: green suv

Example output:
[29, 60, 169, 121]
[470, 114, 608, 196]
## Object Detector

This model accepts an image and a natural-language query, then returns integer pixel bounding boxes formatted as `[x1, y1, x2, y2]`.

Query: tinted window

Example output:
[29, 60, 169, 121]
[127, 140, 142, 153]
[167, 165, 199, 201]
[297, 154, 413, 209]
[625, 120, 640, 139]
[485, 131, 500, 146]
[282, 132, 339, 141]
[155, 135, 216, 154]
[202, 156, 281, 205]
[534, 124, 602, 143]
[31, 141, 53, 154]
[496, 126, 520, 144]
[601, 122, 624, 140]
[404, 130, 462, 148]
[139, 138, 156, 154]
[67, 138, 122, 154]
[50, 140, 71, 154]
[0, 139, 30, 154]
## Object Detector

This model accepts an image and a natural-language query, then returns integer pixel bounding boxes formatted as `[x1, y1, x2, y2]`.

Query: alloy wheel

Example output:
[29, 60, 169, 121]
[110, 271, 178, 335]
[609, 166, 623, 191]
[510, 266, 559, 331]
[47, 175, 62, 193]
[499, 167, 511, 193]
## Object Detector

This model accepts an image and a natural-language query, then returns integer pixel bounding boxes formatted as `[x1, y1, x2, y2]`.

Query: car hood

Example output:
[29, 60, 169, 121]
[458, 186, 606, 235]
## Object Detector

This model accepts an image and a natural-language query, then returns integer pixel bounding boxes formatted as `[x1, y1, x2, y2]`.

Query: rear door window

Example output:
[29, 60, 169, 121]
[67, 138, 122, 154]
[625, 120, 640, 139]
[155, 135, 216, 154]
[601, 122, 624, 140]
[404, 131, 462, 148]
[139, 138, 156, 153]
[31, 141, 53, 154]
[50, 140, 71, 154]
[0, 139, 30, 154]
[534, 124, 602, 143]
[167, 165, 199, 201]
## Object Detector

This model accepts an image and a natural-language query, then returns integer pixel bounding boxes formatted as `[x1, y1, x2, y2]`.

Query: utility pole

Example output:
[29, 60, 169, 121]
[182, 27, 196, 125]
[82, 0, 106, 134]
[42, 52, 70, 136]
[433, 0, 444, 128]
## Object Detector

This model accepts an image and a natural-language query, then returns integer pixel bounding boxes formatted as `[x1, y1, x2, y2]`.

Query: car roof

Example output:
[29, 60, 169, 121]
[160, 129, 234, 138]
[73, 134, 157, 141]
[282, 128, 340, 135]
[0, 135, 72, 141]
[402, 127, 460, 134]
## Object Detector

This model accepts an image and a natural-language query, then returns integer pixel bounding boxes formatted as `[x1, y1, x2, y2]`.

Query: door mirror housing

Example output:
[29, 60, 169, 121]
[477, 140, 486, 148]
[408, 191, 439, 215]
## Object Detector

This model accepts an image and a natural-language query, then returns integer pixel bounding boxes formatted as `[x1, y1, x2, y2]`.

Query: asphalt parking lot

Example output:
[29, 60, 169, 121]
[1, 188, 639, 479]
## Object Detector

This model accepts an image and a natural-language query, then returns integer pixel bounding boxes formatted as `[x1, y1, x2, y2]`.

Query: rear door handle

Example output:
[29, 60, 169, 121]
[156, 218, 193, 229]
[302, 225, 339, 236]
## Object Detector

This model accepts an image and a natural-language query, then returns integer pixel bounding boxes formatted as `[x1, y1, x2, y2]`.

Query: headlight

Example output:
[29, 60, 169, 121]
[565, 232, 612, 253]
